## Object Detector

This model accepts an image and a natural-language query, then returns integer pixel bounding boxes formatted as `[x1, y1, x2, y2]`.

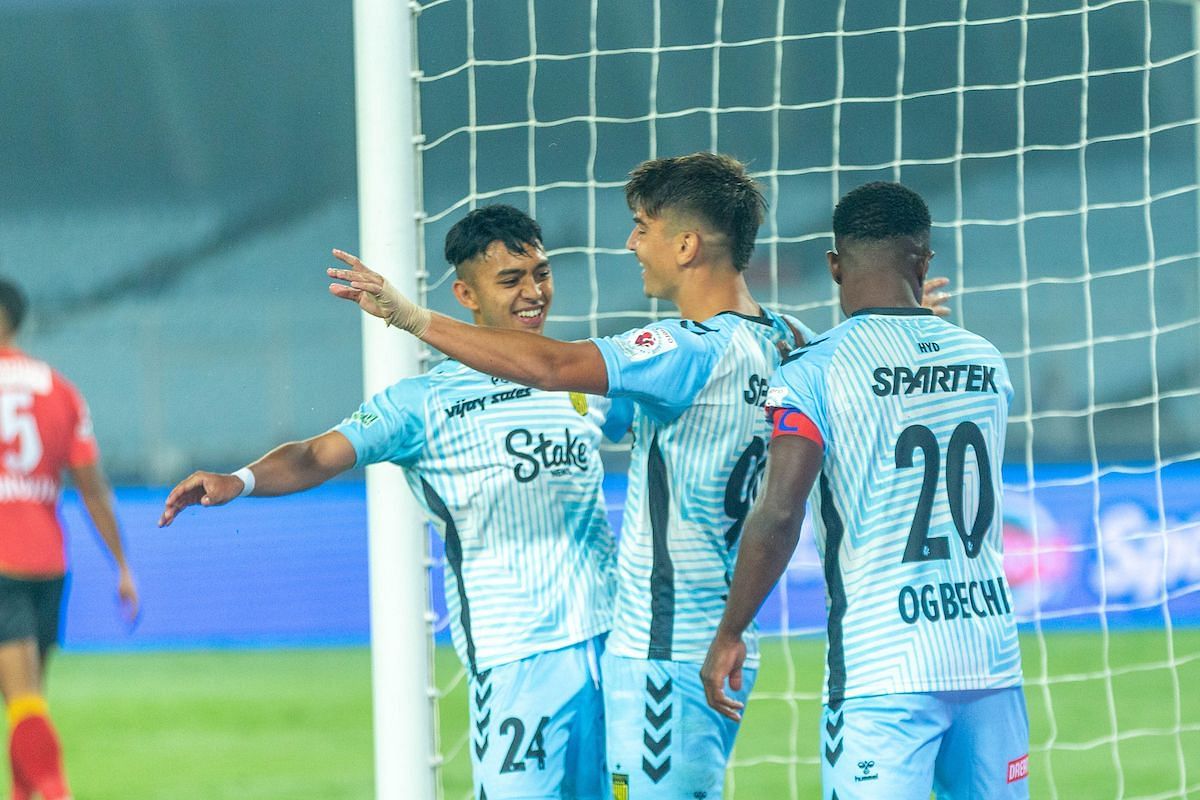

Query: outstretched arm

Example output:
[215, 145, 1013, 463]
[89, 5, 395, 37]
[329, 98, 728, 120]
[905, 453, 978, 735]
[700, 434, 823, 721]
[68, 462, 139, 621]
[327, 250, 609, 394]
[158, 430, 357, 527]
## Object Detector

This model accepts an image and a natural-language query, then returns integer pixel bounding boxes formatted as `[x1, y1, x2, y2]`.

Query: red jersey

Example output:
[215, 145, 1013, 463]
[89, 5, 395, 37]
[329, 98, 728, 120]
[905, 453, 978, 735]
[0, 348, 99, 576]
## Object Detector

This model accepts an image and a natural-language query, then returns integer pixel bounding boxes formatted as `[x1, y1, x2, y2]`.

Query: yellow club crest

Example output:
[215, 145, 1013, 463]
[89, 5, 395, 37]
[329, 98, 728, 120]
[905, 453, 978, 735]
[611, 773, 629, 800]
[569, 391, 589, 416]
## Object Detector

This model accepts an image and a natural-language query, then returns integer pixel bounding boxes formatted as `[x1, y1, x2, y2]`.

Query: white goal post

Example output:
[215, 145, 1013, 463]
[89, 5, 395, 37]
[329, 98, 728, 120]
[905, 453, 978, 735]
[352, 1, 438, 798]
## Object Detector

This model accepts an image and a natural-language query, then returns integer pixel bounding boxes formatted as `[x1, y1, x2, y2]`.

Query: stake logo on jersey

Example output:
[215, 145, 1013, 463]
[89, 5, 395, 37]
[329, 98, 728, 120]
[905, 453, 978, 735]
[767, 308, 1022, 703]
[335, 359, 633, 674]
[505, 426, 590, 482]
[591, 310, 815, 665]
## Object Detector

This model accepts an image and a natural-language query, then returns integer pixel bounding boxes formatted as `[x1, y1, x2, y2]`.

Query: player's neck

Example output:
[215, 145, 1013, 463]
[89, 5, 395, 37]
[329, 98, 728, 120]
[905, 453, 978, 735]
[671, 267, 759, 322]
[840, 272, 922, 316]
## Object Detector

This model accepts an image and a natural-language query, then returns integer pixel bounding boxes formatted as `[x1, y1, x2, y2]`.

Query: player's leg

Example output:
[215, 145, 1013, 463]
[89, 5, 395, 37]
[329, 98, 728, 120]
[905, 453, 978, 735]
[470, 637, 602, 800]
[602, 650, 755, 799]
[932, 687, 1030, 799]
[0, 575, 71, 800]
[560, 636, 606, 800]
[820, 693, 946, 800]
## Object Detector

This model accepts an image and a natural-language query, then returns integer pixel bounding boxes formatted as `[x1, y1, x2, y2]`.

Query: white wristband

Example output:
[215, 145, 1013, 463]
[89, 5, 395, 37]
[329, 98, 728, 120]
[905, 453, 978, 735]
[232, 467, 256, 498]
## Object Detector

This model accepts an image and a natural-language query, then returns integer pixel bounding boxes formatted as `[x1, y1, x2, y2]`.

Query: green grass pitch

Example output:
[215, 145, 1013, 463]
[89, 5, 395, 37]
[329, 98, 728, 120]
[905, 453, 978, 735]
[3, 629, 1197, 798]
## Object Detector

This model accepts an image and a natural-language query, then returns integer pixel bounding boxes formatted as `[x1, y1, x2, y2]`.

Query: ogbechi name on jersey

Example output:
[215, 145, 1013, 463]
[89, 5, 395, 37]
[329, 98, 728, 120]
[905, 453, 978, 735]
[871, 364, 999, 397]
[444, 386, 534, 419]
[897, 576, 1013, 624]
[505, 428, 590, 482]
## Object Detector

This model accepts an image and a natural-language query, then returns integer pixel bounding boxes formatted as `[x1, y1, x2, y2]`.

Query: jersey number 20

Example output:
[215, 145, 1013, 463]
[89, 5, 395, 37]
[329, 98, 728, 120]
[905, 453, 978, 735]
[894, 421, 995, 562]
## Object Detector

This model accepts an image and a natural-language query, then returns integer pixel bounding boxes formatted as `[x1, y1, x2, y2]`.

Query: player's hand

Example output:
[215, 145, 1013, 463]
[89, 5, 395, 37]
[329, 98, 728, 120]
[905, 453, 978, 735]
[921, 276, 952, 318]
[327, 249, 432, 336]
[158, 471, 245, 527]
[701, 630, 748, 722]
[116, 564, 141, 625]
[777, 318, 808, 359]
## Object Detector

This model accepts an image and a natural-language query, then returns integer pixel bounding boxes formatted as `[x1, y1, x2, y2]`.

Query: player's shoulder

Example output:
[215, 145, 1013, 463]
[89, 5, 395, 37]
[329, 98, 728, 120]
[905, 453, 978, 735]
[0, 349, 57, 397]
[603, 317, 709, 363]
[777, 314, 860, 368]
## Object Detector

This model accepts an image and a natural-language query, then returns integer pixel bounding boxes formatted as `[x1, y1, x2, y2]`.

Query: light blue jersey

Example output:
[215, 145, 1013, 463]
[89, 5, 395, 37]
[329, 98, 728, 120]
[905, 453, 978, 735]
[767, 308, 1022, 704]
[335, 359, 631, 675]
[591, 310, 813, 667]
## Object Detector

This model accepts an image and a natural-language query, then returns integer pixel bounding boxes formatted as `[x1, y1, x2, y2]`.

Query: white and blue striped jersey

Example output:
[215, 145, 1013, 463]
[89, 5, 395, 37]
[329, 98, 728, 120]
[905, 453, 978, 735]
[591, 310, 814, 666]
[767, 308, 1022, 703]
[335, 359, 632, 674]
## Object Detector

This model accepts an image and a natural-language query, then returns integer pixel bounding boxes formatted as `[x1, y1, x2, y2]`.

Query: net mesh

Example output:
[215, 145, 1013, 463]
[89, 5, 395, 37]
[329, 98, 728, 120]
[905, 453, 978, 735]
[412, 1, 1200, 796]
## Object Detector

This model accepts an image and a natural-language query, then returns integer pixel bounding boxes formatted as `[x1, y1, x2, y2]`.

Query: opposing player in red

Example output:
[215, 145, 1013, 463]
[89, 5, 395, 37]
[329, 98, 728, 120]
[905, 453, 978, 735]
[0, 279, 139, 800]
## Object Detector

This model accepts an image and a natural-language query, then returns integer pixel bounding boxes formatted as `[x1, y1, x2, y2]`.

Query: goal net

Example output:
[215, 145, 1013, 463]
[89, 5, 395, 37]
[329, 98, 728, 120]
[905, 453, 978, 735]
[408, 1, 1200, 796]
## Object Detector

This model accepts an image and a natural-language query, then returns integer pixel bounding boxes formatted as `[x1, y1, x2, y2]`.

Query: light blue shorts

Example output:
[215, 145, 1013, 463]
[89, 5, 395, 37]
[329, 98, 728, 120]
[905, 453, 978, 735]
[601, 650, 757, 799]
[470, 635, 607, 800]
[820, 687, 1030, 799]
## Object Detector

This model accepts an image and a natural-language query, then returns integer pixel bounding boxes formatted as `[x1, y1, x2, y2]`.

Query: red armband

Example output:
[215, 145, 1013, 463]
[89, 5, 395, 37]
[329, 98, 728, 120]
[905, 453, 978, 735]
[768, 407, 823, 447]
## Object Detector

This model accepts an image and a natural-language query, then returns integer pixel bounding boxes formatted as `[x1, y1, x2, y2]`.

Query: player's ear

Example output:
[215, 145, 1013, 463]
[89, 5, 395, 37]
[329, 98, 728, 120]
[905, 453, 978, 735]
[676, 230, 700, 266]
[452, 278, 481, 313]
[827, 249, 842, 285]
[916, 248, 933, 285]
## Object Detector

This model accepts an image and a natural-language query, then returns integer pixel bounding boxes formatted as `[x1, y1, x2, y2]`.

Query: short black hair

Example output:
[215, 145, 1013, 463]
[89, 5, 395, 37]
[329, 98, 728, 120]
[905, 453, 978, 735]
[0, 278, 27, 334]
[444, 205, 544, 274]
[832, 181, 931, 244]
[625, 152, 766, 271]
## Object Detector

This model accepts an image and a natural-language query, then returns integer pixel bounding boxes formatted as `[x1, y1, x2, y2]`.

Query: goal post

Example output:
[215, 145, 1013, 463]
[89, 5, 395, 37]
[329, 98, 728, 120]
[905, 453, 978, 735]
[352, 1, 437, 798]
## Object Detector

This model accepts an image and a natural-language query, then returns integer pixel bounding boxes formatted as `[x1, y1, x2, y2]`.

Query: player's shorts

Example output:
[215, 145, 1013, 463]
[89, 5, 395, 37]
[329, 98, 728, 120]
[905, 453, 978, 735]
[0, 573, 66, 658]
[820, 687, 1030, 799]
[470, 635, 607, 800]
[601, 650, 757, 799]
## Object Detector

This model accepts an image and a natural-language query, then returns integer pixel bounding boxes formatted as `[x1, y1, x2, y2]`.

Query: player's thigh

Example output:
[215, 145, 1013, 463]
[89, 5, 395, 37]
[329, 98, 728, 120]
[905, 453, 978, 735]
[933, 687, 1030, 800]
[30, 576, 65, 667]
[602, 651, 755, 800]
[0, 575, 44, 701]
[561, 640, 607, 800]
[471, 638, 603, 800]
[821, 693, 947, 800]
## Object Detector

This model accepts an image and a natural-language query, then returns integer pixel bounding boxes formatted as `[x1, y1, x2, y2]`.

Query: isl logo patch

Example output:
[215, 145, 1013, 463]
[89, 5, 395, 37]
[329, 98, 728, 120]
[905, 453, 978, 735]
[1007, 754, 1029, 783]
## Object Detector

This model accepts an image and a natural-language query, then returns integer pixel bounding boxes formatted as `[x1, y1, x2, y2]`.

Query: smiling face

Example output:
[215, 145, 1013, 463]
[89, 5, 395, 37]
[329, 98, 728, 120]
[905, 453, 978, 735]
[453, 239, 553, 333]
[625, 207, 682, 301]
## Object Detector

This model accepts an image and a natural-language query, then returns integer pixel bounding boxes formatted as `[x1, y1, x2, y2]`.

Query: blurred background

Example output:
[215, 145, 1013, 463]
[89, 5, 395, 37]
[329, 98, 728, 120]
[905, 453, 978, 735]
[3, 0, 1198, 483]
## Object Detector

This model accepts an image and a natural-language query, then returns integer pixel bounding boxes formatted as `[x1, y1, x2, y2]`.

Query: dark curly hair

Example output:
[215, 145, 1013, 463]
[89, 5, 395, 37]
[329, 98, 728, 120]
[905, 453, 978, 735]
[445, 205, 544, 274]
[0, 278, 27, 334]
[832, 181, 931, 244]
[625, 152, 766, 271]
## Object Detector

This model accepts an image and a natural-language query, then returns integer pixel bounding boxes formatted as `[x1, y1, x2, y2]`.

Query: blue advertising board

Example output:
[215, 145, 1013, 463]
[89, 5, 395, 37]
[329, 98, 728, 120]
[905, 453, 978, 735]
[57, 463, 1200, 651]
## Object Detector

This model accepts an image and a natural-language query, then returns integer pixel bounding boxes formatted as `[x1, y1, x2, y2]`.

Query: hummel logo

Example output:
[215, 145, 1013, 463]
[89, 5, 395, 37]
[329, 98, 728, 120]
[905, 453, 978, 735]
[854, 759, 879, 783]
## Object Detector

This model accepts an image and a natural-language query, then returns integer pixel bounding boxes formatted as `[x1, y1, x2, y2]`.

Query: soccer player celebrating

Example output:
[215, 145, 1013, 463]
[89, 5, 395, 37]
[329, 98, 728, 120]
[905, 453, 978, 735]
[329, 154, 947, 797]
[701, 182, 1028, 799]
[160, 206, 628, 800]
[0, 278, 140, 800]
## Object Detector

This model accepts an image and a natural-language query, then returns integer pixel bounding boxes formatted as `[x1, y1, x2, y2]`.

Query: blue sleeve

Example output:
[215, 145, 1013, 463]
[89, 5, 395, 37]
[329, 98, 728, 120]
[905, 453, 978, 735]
[589, 321, 715, 422]
[333, 378, 428, 467]
[766, 355, 831, 445]
[600, 397, 635, 442]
